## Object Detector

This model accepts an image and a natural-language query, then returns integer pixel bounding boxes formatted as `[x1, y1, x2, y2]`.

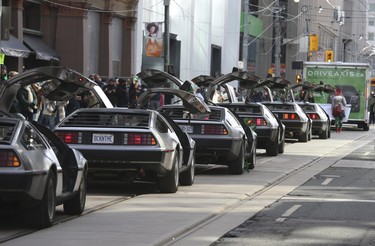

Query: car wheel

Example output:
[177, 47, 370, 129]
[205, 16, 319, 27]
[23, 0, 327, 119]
[266, 133, 279, 156]
[229, 144, 245, 174]
[298, 130, 308, 142]
[158, 153, 179, 193]
[28, 171, 56, 229]
[179, 155, 195, 186]
[319, 126, 329, 139]
[278, 138, 285, 154]
[64, 169, 87, 215]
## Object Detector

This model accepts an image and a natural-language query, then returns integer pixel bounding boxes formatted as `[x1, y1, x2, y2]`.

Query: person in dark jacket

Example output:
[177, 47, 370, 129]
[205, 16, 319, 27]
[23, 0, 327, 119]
[103, 78, 117, 106]
[17, 85, 37, 120]
[116, 78, 129, 107]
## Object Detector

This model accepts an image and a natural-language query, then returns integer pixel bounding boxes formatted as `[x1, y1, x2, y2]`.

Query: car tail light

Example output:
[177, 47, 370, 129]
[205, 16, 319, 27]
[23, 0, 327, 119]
[282, 113, 300, 120]
[308, 113, 320, 120]
[124, 133, 157, 145]
[201, 125, 228, 135]
[56, 132, 82, 144]
[244, 117, 267, 126]
[0, 150, 21, 167]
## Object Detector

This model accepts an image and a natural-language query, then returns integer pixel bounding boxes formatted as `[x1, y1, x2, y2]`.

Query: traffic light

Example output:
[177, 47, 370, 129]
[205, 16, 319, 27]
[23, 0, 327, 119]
[325, 50, 333, 62]
[296, 74, 302, 83]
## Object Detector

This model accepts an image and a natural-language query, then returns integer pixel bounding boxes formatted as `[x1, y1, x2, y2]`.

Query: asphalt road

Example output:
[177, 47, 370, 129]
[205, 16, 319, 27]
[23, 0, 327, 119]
[0, 125, 374, 246]
[213, 131, 375, 245]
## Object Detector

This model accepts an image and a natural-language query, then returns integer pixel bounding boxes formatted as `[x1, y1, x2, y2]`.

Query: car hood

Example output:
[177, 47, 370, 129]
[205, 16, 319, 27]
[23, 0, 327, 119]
[135, 87, 210, 114]
[0, 66, 113, 113]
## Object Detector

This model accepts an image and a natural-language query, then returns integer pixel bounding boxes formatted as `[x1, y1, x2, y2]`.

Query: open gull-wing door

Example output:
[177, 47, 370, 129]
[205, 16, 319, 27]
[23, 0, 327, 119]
[257, 77, 295, 103]
[204, 71, 262, 103]
[132, 87, 210, 114]
[291, 81, 317, 102]
[191, 75, 216, 88]
[137, 69, 184, 88]
[0, 66, 113, 113]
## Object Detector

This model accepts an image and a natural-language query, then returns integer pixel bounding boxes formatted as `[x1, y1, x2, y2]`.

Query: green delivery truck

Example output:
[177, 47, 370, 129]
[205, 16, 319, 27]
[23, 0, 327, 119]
[303, 62, 371, 131]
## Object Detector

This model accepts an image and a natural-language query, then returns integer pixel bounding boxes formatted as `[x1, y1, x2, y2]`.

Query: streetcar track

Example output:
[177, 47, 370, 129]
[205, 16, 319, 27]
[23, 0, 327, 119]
[1, 131, 371, 245]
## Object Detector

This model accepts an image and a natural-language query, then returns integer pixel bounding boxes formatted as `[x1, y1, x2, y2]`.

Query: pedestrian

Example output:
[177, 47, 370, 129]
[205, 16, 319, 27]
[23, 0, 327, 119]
[368, 91, 375, 125]
[331, 88, 347, 133]
[116, 78, 129, 107]
[103, 78, 117, 106]
[17, 85, 38, 120]
[41, 96, 57, 129]
[1, 64, 8, 83]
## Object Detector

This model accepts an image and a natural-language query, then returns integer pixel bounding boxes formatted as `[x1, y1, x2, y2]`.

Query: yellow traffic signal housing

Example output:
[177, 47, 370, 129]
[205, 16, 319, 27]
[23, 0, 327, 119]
[325, 50, 333, 62]
[296, 74, 302, 83]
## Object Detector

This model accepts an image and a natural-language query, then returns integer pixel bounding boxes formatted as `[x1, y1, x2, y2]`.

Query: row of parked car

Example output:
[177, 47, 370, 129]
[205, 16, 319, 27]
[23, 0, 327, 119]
[0, 66, 333, 229]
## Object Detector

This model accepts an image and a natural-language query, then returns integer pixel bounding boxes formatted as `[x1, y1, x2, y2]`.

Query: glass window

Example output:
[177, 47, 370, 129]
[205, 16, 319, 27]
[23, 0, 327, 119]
[21, 125, 47, 150]
[370, 3, 375, 11]
[368, 33, 375, 41]
[156, 115, 170, 133]
[23, 1, 41, 31]
[369, 18, 375, 26]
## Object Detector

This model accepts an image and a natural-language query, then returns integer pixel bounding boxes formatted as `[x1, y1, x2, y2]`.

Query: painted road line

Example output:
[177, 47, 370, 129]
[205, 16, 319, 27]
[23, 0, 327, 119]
[321, 178, 333, 185]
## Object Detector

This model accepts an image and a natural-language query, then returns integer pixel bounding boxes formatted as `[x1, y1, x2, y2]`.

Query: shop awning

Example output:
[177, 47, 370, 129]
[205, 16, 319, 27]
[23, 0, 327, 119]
[0, 35, 31, 58]
[23, 34, 60, 61]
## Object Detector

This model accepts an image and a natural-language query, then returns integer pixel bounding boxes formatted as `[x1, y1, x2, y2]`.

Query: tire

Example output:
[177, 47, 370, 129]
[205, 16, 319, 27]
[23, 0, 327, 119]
[179, 155, 195, 186]
[298, 130, 308, 142]
[64, 170, 87, 215]
[158, 153, 179, 193]
[246, 147, 256, 170]
[278, 138, 285, 154]
[319, 126, 329, 139]
[266, 135, 279, 156]
[228, 144, 245, 174]
[28, 171, 56, 229]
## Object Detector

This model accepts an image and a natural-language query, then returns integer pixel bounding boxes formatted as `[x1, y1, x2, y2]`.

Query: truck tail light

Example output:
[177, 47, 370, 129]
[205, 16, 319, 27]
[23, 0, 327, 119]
[0, 150, 21, 167]
[282, 113, 300, 120]
[124, 133, 157, 145]
[201, 125, 228, 135]
[56, 132, 82, 144]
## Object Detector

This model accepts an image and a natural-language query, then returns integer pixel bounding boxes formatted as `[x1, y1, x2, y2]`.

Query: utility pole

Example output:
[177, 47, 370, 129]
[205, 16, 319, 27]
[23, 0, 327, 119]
[274, 0, 281, 77]
[164, 0, 170, 72]
[242, 0, 249, 71]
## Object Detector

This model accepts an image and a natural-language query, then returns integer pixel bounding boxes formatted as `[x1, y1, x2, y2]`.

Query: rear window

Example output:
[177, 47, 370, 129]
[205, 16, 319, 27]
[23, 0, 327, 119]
[60, 112, 150, 127]
[299, 104, 315, 111]
[265, 104, 295, 111]
[162, 107, 222, 121]
[0, 123, 16, 142]
[226, 105, 262, 114]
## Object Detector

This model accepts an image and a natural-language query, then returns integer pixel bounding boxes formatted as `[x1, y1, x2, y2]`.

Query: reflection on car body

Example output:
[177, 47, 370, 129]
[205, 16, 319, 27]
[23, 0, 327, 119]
[159, 104, 256, 174]
[293, 82, 332, 139]
[54, 88, 209, 193]
[254, 77, 312, 142]
[0, 66, 91, 229]
[198, 71, 285, 156]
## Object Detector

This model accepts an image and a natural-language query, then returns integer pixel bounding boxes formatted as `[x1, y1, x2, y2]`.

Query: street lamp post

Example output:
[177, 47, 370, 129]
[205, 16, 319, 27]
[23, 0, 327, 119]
[164, 0, 170, 72]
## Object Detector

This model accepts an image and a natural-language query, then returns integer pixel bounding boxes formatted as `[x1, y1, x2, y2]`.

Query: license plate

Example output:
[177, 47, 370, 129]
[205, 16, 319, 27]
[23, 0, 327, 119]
[92, 133, 114, 144]
[180, 125, 193, 133]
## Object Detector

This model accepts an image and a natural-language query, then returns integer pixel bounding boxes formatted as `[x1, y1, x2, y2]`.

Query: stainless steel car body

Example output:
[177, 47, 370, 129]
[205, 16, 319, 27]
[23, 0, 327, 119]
[253, 77, 312, 142]
[0, 66, 105, 228]
[159, 104, 254, 174]
[293, 82, 332, 139]
[54, 87, 209, 193]
[202, 71, 285, 156]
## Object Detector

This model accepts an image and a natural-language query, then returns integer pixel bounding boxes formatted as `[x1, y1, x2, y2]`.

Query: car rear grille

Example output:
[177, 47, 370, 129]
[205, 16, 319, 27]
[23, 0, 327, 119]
[60, 112, 150, 127]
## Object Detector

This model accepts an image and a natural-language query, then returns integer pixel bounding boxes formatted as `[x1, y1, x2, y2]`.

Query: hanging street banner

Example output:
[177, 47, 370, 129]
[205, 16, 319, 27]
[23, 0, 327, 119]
[144, 22, 164, 57]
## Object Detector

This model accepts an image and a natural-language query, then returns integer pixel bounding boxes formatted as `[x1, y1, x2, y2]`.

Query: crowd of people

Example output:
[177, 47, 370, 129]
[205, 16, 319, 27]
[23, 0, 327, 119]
[1, 65, 148, 129]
